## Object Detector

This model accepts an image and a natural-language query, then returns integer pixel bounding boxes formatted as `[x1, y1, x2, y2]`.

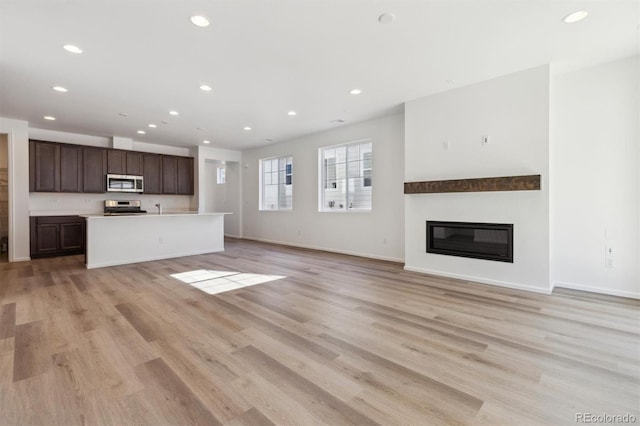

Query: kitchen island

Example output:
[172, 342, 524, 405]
[81, 212, 228, 269]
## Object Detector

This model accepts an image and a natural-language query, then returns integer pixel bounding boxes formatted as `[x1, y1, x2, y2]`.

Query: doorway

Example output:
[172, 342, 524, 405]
[0, 134, 8, 263]
[204, 160, 240, 237]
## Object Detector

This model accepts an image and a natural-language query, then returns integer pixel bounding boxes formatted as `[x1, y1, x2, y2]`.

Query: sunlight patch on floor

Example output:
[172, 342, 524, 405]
[170, 269, 286, 295]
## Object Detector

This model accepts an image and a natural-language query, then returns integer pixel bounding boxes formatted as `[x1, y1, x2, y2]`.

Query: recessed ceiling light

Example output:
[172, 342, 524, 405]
[52, 86, 68, 93]
[243, 126, 252, 131]
[137, 130, 146, 135]
[169, 110, 179, 116]
[203, 140, 211, 144]
[287, 111, 297, 116]
[265, 138, 274, 142]
[148, 124, 157, 128]
[349, 88, 362, 95]
[378, 13, 395, 24]
[118, 112, 129, 117]
[43, 115, 56, 121]
[563, 10, 588, 23]
[63, 44, 83, 54]
[161, 120, 169, 124]
[190, 15, 210, 27]
[200, 85, 212, 92]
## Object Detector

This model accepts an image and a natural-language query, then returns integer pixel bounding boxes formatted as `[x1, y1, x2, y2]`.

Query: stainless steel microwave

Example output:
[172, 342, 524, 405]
[106, 174, 144, 193]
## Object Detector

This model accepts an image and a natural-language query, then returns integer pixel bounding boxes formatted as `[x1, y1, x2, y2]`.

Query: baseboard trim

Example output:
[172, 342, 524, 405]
[403, 265, 553, 295]
[241, 236, 404, 264]
[9, 256, 30, 263]
[554, 281, 640, 300]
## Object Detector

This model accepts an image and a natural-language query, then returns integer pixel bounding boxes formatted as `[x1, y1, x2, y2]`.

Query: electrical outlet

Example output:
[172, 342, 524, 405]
[606, 257, 615, 268]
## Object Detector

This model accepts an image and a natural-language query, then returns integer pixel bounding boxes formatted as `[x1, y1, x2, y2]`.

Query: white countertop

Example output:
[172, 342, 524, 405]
[31, 210, 232, 217]
[81, 212, 232, 218]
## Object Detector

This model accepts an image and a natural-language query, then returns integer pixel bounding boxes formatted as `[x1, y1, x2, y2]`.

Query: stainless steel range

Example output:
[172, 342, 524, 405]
[104, 200, 147, 215]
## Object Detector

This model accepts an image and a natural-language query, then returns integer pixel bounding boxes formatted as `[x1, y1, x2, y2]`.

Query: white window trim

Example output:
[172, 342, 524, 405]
[318, 139, 372, 213]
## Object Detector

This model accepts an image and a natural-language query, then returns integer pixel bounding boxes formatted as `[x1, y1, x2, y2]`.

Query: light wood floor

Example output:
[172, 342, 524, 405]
[0, 238, 638, 425]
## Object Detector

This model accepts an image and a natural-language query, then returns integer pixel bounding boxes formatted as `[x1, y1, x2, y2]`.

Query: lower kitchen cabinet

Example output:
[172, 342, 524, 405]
[30, 216, 86, 258]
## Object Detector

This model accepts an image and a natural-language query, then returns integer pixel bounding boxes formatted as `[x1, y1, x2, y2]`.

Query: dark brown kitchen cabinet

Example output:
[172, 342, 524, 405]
[60, 144, 83, 192]
[161, 155, 178, 194]
[30, 216, 85, 258]
[126, 151, 144, 176]
[29, 140, 60, 192]
[82, 147, 107, 193]
[177, 156, 194, 195]
[107, 149, 126, 174]
[143, 153, 162, 194]
[29, 140, 195, 195]
[107, 150, 144, 176]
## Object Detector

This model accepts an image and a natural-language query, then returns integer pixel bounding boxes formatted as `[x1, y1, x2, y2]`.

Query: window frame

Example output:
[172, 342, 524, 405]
[318, 139, 372, 213]
[259, 155, 293, 211]
[216, 165, 226, 185]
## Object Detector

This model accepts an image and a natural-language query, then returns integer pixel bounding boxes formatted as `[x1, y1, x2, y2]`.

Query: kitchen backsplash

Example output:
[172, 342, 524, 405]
[29, 192, 194, 215]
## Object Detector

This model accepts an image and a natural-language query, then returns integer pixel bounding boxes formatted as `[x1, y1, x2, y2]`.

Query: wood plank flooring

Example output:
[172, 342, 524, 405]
[0, 238, 638, 425]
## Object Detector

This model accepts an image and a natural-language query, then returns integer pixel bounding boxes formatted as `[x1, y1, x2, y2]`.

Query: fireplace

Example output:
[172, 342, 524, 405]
[426, 221, 513, 263]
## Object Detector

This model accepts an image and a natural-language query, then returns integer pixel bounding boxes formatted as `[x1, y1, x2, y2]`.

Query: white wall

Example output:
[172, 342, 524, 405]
[0, 117, 30, 261]
[404, 66, 551, 293]
[241, 113, 404, 262]
[204, 161, 241, 237]
[552, 56, 639, 298]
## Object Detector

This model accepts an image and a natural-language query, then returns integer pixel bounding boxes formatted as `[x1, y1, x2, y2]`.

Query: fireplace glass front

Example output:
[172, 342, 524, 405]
[426, 221, 513, 263]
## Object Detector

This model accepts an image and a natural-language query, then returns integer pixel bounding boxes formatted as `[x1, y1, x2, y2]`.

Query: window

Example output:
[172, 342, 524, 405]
[319, 140, 372, 211]
[216, 166, 225, 184]
[259, 155, 293, 211]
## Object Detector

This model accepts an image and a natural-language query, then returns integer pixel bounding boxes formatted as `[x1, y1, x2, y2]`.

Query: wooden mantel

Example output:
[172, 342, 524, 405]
[404, 174, 541, 194]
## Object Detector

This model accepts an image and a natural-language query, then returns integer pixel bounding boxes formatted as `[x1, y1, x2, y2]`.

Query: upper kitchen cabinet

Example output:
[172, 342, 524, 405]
[59, 144, 83, 193]
[126, 151, 144, 176]
[143, 153, 162, 194]
[161, 155, 178, 194]
[82, 147, 107, 193]
[177, 156, 194, 195]
[107, 150, 144, 176]
[29, 140, 60, 192]
[107, 149, 126, 174]
[29, 140, 194, 196]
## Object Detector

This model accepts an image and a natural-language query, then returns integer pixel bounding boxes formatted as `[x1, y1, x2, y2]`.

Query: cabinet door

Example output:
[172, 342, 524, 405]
[161, 155, 178, 194]
[60, 222, 84, 250]
[36, 223, 60, 253]
[83, 147, 107, 193]
[126, 152, 144, 176]
[107, 150, 126, 174]
[177, 157, 194, 195]
[143, 153, 162, 194]
[60, 144, 83, 192]
[30, 140, 60, 192]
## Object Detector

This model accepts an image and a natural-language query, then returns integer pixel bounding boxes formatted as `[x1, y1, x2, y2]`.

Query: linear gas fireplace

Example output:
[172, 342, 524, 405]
[427, 221, 513, 263]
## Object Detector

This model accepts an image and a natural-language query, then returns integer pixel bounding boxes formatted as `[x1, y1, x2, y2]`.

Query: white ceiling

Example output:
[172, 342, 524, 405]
[0, 1, 638, 150]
